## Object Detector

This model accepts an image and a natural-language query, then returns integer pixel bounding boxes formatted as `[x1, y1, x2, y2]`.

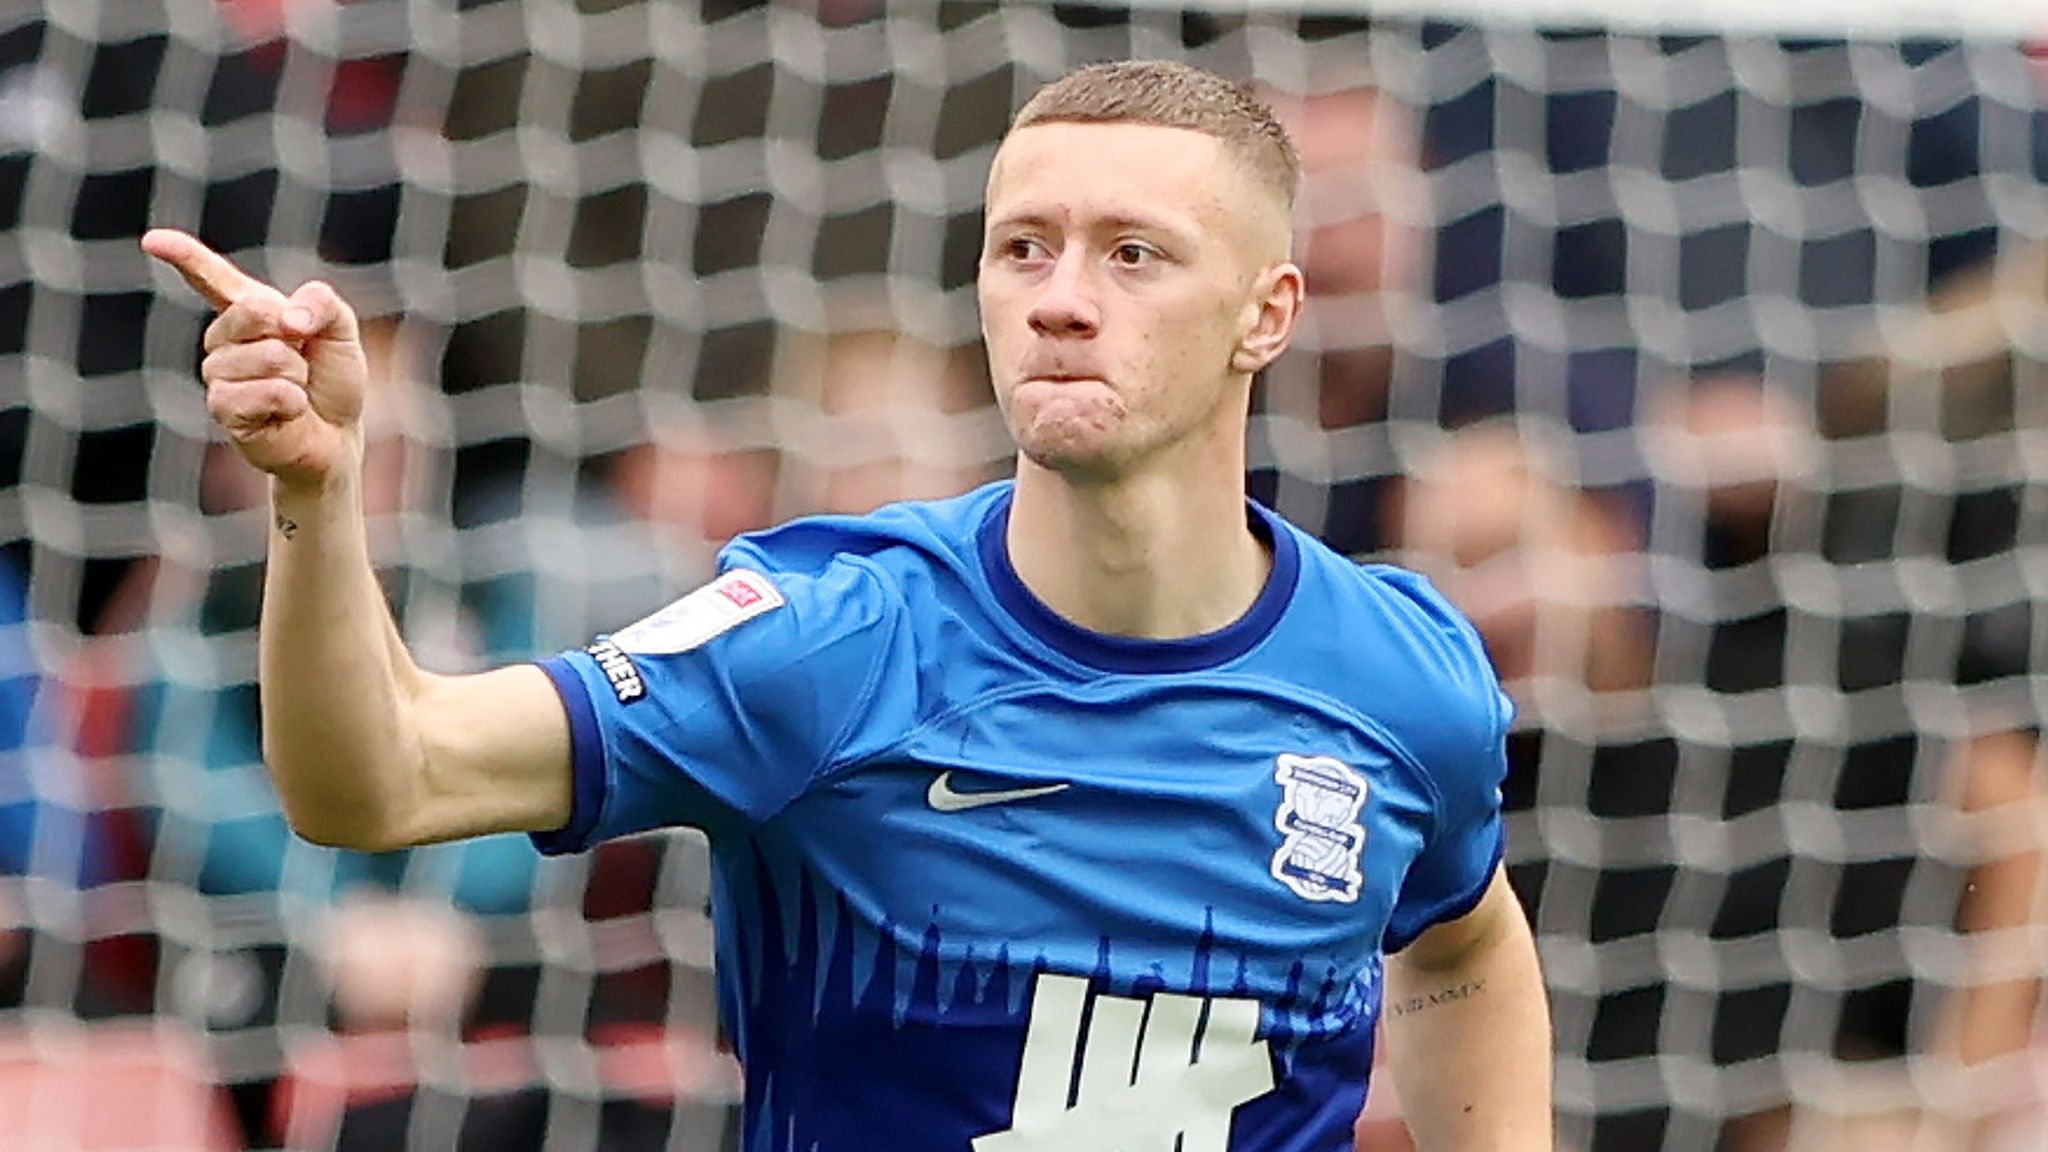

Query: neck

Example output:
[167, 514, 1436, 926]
[1004, 444, 1270, 640]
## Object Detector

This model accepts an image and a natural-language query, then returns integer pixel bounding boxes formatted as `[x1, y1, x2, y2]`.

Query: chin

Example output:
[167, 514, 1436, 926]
[1019, 439, 1108, 475]
[1006, 406, 1107, 463]
[1015, 430, 1131, 480]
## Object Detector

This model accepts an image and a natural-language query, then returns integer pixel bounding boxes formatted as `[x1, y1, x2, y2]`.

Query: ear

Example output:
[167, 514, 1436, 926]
[1230, 261, 1305, 375]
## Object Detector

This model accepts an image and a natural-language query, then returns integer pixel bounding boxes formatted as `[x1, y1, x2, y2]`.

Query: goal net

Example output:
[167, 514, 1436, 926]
[2, 1, 2044, 1150]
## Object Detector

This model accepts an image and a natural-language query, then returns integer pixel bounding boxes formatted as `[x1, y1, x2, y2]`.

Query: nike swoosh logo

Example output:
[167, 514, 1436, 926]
[926, 771, 1070, 813]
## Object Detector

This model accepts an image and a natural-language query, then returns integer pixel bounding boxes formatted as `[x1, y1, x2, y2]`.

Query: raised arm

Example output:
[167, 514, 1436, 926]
[141, 229, 571, 850]
[1381, 868, 1554, 1152]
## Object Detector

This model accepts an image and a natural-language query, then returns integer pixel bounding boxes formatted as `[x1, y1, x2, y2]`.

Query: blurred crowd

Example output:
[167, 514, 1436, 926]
[0, 2, 2045, 1151]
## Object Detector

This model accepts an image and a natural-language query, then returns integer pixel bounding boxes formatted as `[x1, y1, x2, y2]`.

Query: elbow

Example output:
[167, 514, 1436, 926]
[263, 745, 418, 853]
[288, 821, 371, 851]
[284, 812, 404, 852]
[275, 794, 411, 853]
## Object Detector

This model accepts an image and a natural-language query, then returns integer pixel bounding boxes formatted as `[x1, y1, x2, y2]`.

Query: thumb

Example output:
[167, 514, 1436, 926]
[282, 279, 362, 348]
[280, 279, 368, 425]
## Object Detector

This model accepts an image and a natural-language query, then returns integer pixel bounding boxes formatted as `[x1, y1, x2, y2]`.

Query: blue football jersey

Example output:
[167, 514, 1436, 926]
[534, 481, 1511, 1152]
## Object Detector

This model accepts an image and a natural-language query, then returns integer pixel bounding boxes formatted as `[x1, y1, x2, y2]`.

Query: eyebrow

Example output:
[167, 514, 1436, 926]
[986, 205, 1195, 237]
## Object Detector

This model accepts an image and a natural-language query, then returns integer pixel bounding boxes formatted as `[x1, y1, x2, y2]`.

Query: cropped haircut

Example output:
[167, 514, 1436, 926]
[1010, 61, 1301, 213]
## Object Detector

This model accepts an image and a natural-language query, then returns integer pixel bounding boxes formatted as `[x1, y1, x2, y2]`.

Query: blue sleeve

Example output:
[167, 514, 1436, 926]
[531, 558, 910, 853]
[1374, 569, 1514, 953]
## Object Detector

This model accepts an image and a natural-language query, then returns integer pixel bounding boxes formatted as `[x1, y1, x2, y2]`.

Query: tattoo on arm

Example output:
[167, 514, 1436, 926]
[274, 512, 299, 540]
[1388, 978, 1487, 1019]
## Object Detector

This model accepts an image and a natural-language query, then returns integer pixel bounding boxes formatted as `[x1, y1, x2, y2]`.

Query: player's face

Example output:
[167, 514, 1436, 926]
[978, 122, 1299, 477]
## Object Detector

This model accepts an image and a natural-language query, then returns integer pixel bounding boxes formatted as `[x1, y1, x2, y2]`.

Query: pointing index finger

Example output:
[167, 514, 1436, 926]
[141, 228, 261, 312]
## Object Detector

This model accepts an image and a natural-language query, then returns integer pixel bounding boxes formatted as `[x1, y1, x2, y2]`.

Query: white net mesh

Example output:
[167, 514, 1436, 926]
[0, 2, 2044, 1150]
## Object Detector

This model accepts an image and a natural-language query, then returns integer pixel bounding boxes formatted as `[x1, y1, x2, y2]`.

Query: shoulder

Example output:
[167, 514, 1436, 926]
[718, 482, 1008, 590]
[605, 484, 1010, 664]
[1351, 563, 1496, 694]
[1282, 527, 1494, 695]
[1278, 532, 1509, 765]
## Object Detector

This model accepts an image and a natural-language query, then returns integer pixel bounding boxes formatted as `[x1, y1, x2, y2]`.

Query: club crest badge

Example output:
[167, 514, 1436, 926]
[1270, 754, 1368, 903]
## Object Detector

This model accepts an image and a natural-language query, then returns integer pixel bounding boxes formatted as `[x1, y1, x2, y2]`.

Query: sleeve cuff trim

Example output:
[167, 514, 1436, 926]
[530, 655, 607, 855]
[1383, 824, 1507, 954]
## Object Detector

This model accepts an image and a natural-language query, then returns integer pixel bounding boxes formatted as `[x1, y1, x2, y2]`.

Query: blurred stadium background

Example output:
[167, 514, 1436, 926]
[1, 1, 2045, 1149]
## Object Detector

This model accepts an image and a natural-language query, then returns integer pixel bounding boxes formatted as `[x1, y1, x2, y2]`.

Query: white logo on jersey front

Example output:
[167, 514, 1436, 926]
[610, 569, 785, 655]
[974, 973, 1275, 1152]
[926, 770, 1070, 813]
[1270, 754, 1368, 903]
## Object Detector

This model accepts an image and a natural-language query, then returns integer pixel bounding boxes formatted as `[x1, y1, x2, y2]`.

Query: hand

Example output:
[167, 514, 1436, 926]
[141, 229, 369, 490]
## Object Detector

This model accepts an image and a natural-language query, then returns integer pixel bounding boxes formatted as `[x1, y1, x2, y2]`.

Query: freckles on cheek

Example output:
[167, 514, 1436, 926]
[1093, 392, 1129, 427]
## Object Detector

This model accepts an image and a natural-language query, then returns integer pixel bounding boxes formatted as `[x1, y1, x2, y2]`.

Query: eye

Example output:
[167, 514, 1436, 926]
[1002, 235, 1050, 263]
[1111, 241, 1158, 267]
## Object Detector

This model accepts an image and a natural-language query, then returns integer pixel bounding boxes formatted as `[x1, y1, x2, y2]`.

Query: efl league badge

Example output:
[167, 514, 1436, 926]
[612, 569, 785, 655]
[1271, 754, 1368, 903]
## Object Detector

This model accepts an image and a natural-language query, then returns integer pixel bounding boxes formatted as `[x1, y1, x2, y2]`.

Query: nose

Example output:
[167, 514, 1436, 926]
[1026, 249, 1100, 338]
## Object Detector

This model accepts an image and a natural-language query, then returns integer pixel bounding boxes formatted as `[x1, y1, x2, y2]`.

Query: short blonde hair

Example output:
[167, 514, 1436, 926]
[1011, 60, 1300, 213]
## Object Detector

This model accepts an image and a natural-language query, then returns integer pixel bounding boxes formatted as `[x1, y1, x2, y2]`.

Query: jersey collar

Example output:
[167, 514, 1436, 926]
[976, 485, 1301, 674]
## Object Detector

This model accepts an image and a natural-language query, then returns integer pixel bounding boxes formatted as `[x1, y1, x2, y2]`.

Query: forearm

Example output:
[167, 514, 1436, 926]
[259, 464, 428, 849]
[146, 230, 574, 848]
[1384, 878, 1553, 1152]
